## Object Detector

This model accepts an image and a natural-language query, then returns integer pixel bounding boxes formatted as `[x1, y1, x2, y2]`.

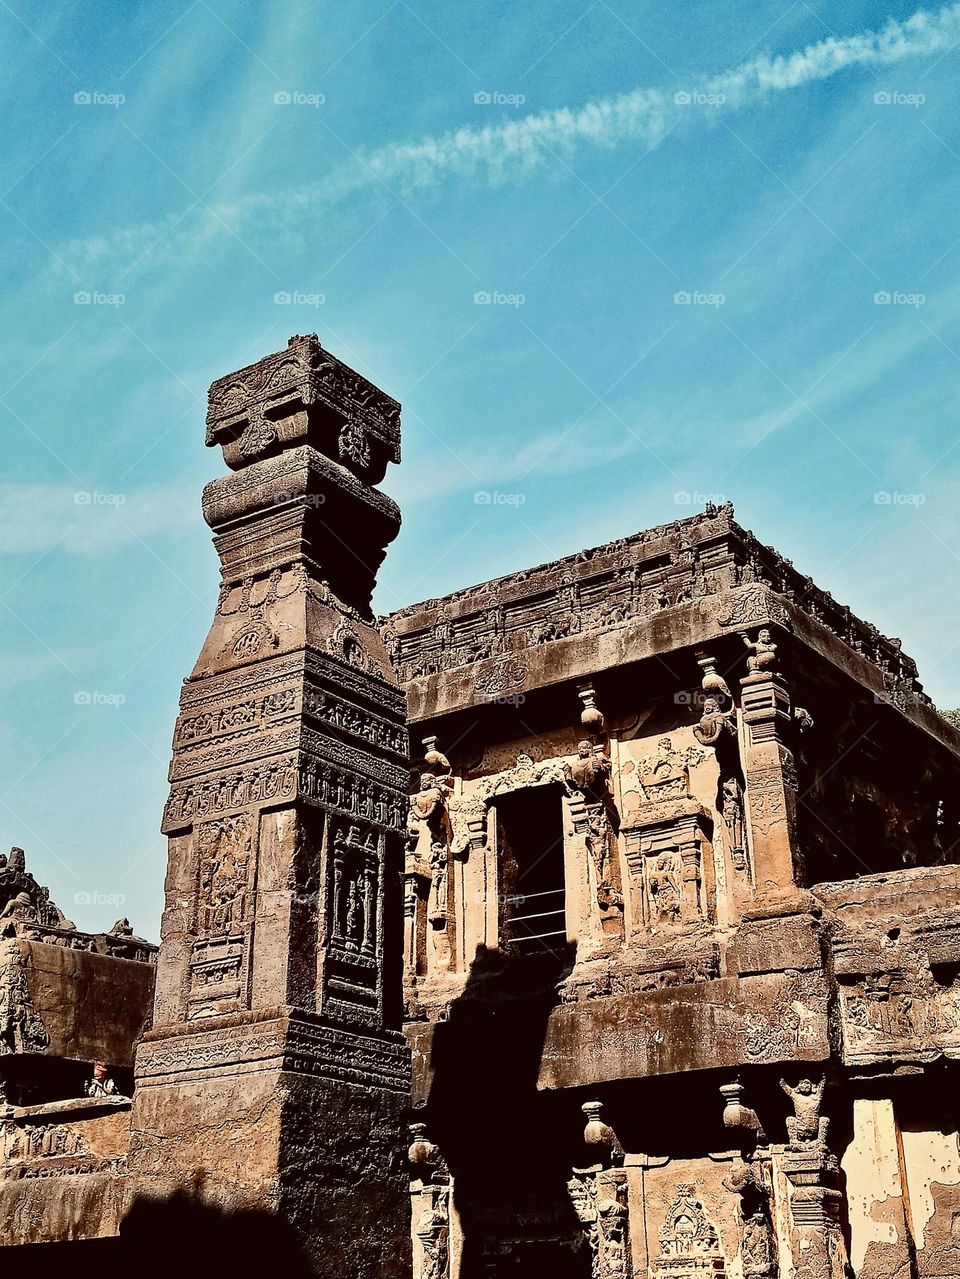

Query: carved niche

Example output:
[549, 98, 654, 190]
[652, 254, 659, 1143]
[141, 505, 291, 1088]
[621, 739, 712, 932]
[653, 1184, 726, 1279]
[196, 813, 252, 936]
[326, 822, 381, 1023]
[188, 814, 253, 1019]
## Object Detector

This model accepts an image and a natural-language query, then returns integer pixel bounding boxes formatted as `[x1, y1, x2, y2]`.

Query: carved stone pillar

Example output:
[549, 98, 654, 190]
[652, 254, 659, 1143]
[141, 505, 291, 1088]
[409, 1121, 452, 1279]
[128, 336, 411, 1275]
[570, 1101, 630, 1279]
[596, 1168, 632, 1278]
[739, 664, 801, 900]
[404, 857, 430, 982]
[779, 1146, 848, 1279]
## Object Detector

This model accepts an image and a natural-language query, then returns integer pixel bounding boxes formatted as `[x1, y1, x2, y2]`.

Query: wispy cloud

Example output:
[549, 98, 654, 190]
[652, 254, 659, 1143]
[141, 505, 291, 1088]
[365, 5, 960, 188]
[49, 1, 960, 281]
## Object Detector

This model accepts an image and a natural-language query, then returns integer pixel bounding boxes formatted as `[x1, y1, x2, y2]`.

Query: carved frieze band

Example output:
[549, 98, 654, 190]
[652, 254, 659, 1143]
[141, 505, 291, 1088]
[163, 754, 408, 834]
[136, 1021, 410, 1092]
[385, 513, 923, 699]
[175, 681, 406, 761]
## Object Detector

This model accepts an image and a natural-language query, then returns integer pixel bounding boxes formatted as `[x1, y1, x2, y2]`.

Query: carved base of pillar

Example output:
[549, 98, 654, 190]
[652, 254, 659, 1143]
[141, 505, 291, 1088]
[128, 1011, 411, 1275]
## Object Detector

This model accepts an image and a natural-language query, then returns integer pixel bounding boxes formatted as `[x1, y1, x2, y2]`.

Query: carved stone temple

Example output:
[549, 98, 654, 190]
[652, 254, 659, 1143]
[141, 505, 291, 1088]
[3, 336, 960, 1279]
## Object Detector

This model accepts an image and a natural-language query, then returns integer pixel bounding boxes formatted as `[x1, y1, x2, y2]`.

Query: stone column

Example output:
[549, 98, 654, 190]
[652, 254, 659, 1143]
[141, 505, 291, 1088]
[739, 658, 801, 901]
[596, 1167, 632, 1278]
[409, 1122, 452, 1279]
[778, 1145, 849, 1279]
[128, 335, 412, 1275]
[841, 1097, 914, 1279]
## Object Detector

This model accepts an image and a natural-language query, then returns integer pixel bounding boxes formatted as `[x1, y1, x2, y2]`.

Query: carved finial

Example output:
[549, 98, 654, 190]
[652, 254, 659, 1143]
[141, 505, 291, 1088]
[422, 736, 451, 777]
[577, 682, 605, 735]
[696, 651, 732, 702]
[720, 1081, 767, 1146]
[7, 847, 25, 873]
[581, 1100, 624, 1167]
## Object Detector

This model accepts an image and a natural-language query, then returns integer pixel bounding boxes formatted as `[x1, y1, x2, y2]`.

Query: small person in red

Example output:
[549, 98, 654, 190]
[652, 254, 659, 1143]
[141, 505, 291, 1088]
[86, 1060, 118, 1098]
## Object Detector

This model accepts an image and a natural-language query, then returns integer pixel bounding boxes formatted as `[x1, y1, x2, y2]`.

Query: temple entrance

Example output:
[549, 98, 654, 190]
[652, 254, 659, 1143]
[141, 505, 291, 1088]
[495, 784, 567, 959]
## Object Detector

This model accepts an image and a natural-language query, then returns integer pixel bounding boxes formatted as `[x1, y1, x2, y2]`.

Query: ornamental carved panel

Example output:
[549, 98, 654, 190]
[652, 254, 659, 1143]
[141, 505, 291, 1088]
[196, 813, 253, 936]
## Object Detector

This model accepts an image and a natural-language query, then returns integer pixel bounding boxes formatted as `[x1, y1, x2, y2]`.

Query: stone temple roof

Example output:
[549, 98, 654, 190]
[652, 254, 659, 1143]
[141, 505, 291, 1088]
[382, 502, 926, 704]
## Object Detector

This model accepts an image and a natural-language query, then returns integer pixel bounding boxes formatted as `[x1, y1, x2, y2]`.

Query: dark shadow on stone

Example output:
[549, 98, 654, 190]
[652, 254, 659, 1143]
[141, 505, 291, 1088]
[0, 1193, 314, 1277]
[120, 1191, 314, 1277]
[426, 941, 592, 1278]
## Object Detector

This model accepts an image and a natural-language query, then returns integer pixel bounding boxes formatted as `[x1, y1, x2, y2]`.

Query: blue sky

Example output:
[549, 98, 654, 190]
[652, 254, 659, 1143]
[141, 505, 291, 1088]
[2, 1, 960, 939]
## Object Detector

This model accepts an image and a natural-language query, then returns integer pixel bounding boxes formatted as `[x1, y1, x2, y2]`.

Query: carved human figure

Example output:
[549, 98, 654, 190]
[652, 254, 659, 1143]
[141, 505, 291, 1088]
[408, 773, 453, 856]
[597, 1180, 630, 1278]
[0, 892, 38, 934]
[741, 628, 778, 676]
[721, 777, 745, 860]
[742, 1212, 774, 1279]
[693, 697, 736, 748]
[345, 874, 364, 947]
[722, 1164, 777, 1279]
[565, 740, 614, 807]
[86, 1060, 119, 1098]
[565, 742, 617, 892]
[781, 1076, 828, 1145]
[409, 773, 453, 929]
[427, 841, 449, 927]
[648, 855, 681, 922]
[417, 1187, 450, 1279]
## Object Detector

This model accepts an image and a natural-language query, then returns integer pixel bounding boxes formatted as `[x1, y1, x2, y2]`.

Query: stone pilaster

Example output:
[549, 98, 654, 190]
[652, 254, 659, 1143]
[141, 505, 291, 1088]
[128, 335, 411, 1275]
[739, 663, 801, 901]
[779, 1145, 849, 1279]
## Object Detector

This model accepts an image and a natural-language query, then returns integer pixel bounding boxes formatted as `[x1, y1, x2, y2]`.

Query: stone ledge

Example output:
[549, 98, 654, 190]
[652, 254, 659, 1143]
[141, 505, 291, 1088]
[11, 1096, 130, 1123]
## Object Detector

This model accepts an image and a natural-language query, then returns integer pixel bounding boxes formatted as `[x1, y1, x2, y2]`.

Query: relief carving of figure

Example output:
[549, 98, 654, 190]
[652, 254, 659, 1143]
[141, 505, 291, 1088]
[721, 777, 746, 867]
[654, 1183, 725, 1278]
[648, 855, 681, 922]
[597, 1177, 630, 1279]
[564, 740, 614, 809]
[693, 697, 736, 749]
[723, 1163, 775, 1279]
[781, 1076, 828, 1146]
[408, 772, 453, 928]
[408, 773, 453, 853]
[345, 875, 364, 947]
[197, 815, 251, 936]
[565, 742, 619, 898]
[638, 738, 703, 806]
[741, 628, 778, 677]
[427, 841, 450, 926]
[417, 1186, 450, 1279]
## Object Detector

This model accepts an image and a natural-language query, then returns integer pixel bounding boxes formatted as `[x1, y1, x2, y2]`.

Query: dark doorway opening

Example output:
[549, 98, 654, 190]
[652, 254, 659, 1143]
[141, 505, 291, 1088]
[496, 783, 567, 959]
